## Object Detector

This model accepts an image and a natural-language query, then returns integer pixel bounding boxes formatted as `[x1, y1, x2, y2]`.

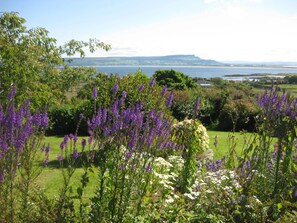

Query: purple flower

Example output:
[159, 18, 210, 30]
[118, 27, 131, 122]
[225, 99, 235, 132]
[121, 91, 127, 99]
[149, 79, 155, 88]
[8, 86, 16, 101]
[60, 142, 65, 150]
[161, 85, 167, 96]
[73, 150, 79, 159]
[112, 83, 119, 94]
[145, 165, 152, 172]
[138, 84, 144, 92]
[63, 135, 69, 144]
[43, 159, 49, 166]
[88, 136, 93, 144]
[166, 92, 174, 108]
[79, 113, 84, 120]
[32, 112, 41, 126]
[92, 88, 98, 99]
[45, 145, 50, 153]
[57, 154, 63, 161]
[41, 112, 48, 126]
[128, 139, 136, 150]
[194, 97, 200, 115]
[82, 138, 86, 147]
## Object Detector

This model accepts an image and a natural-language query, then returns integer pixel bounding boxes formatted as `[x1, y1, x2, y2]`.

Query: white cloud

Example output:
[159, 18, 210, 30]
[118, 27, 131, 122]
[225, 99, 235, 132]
[98, 5, 297, 62]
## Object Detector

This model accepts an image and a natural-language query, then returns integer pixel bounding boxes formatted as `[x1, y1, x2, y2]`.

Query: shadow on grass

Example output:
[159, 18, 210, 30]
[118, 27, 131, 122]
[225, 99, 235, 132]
[45, 151, 100, 169]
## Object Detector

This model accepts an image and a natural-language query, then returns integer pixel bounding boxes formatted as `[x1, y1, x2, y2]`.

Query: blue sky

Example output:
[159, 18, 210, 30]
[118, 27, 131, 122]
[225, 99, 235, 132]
[1, 0, 297, 62]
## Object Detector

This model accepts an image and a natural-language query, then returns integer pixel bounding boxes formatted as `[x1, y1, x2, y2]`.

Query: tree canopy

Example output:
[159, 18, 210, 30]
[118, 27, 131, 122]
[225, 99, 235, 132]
[0, 12, 110, 108]
[152, 69, 197, 90]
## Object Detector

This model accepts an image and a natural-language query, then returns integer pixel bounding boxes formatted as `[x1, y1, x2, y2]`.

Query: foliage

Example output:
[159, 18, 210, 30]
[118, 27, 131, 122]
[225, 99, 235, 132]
[153, 69, 198, 90]
[0, 12, 110, 109]
[218, 99, 258, 132]
[284, 75, 297, 84]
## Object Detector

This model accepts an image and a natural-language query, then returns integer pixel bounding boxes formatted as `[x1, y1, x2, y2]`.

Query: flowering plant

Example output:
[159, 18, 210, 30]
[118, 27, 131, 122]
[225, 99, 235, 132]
[172, 118, 209, 154]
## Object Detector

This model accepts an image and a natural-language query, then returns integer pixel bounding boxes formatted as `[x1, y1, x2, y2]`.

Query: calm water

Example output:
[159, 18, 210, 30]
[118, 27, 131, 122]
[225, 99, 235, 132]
[95, 66, 297, 79]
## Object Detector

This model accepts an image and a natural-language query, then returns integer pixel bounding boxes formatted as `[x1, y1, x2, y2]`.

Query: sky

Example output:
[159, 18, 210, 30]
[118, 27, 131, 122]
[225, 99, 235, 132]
[1, 0, 297, 62]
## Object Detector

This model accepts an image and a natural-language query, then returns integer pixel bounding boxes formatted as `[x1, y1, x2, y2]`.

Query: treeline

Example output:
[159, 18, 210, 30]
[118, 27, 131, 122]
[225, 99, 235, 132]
[47, 69, 260, 135]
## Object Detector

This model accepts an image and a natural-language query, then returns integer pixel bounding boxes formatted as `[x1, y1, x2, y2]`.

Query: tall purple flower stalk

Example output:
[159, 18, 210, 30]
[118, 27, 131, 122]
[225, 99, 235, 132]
[0, 87, 48, 183]
[166, 92, 174, 108]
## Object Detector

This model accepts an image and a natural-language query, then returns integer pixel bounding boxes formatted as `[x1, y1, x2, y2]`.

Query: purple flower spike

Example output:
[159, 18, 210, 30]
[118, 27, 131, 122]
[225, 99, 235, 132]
[145, 165, 152, 172]
[161, 85, 167, 96]
[194, 96, 200, 115]
[92, 88, 98, 99]
[166, 92, 174, 108]
[73, 150, 79, 159]
[57, 154, 63, 161]
[8, 86, 17, 101]
[113, 83, 119, 94]
[79, 113, 84, 119]
[60, 142, 65, 150]
[43, 159, 49, 166]
[82, 138, 87, 147]
[41, 112, 49, 126]
[138, 84, 144, 92]
[149, 79, 155, 88]
[122, 91, 127, 99]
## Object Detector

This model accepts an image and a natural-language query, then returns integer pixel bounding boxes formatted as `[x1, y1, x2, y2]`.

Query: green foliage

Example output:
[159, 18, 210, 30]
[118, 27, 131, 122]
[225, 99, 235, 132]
[284, 75, 297, 84]
[0, 12, 110, 109]
[153, 69, 198, 90]
[218, 99, 258, 132]
[47, 100, 92, 135]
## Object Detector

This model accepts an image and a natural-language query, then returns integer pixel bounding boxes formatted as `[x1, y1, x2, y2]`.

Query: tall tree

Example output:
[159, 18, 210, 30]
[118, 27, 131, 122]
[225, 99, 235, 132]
[0, 12, 110, 108]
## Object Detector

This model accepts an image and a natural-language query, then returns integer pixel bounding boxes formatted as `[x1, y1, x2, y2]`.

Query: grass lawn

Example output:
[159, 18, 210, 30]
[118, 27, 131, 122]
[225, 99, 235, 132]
[37, 131, 275, 198]
[208, 130, 253, 160]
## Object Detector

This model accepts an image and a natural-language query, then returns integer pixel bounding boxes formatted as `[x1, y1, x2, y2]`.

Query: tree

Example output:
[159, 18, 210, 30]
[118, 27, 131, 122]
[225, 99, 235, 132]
[0, 12, 110, 108]
[153, 69, 197, 90]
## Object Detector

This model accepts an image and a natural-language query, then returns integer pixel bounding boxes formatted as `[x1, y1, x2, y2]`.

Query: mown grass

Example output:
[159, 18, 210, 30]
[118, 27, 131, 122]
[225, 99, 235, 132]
[37, 131, 251, 197]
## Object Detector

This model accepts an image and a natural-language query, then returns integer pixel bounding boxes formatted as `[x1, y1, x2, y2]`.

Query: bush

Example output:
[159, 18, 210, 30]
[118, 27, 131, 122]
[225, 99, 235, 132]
[218, 99, 258, 132]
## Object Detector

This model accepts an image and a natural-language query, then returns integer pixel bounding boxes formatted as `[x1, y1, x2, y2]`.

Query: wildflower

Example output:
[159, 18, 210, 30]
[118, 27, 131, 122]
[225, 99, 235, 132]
[60, 142, 65, 150]
[8, 86, 16, 101]
[73, 150, 79, 159]
[57, 154, 63, 161]
[194, 96, 200, 115]
[166, 92, 174, 108]
[92, 88, 97, 99]
[41, 112, 49, 126]
[43, 158, 49, 166]
[149, 79, 155, 88]
[112, 83, 119, 94]
[145, 165, 152, 172]
[138, 84, 144, 92]
[82, 138, 86, 147]
[79, 113, 84, 119]
[161, 85, 167, 96]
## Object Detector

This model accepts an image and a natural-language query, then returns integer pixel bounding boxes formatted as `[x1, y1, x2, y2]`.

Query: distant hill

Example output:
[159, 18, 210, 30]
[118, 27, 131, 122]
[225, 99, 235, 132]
[66, 55, 224, 66]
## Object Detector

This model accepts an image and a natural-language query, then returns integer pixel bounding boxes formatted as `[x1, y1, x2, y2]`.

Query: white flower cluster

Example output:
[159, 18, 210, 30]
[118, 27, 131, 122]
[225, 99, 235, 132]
[195, 124, 209, 153]
[172, 119, 209, 153]
[184, 169, 241, 201]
